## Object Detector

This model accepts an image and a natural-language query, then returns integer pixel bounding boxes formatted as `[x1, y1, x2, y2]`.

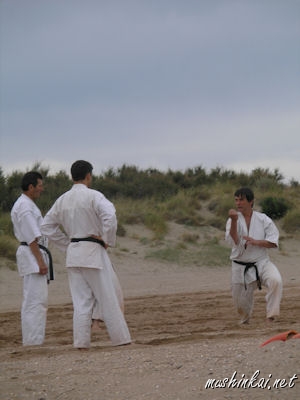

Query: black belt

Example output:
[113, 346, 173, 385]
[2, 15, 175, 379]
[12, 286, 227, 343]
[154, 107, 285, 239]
[233, 260, 262, 290]
[70, 236, 106, 249]
[20, 242, 54, 283]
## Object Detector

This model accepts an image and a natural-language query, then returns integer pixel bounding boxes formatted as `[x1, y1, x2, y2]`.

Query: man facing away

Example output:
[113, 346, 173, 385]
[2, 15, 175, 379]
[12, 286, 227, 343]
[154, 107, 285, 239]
[41, 160, 131, 349]
[11, 171, 49, 345]
[225, 187, 282, 324]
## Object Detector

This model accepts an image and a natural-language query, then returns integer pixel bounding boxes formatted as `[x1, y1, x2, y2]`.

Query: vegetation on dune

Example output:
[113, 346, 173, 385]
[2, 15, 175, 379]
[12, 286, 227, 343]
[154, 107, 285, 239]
[1, 164, 300, 268]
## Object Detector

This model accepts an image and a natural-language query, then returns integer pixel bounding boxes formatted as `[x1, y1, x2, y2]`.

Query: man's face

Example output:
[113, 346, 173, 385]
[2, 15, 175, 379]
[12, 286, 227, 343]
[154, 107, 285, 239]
[29, 179, 44, 200]
[234, 195, 252, 213]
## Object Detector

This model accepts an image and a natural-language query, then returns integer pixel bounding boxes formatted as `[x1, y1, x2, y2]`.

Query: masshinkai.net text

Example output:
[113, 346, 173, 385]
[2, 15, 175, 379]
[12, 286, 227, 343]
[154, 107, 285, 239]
[205, 370, 298, 390]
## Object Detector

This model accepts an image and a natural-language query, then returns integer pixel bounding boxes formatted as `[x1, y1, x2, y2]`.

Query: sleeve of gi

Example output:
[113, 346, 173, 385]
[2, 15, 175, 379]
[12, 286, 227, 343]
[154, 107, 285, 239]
[17, 209, 42, 244]
[263, 214, 279, 246]
[41, 205, 70, 252]
[94, 193, 117, 247]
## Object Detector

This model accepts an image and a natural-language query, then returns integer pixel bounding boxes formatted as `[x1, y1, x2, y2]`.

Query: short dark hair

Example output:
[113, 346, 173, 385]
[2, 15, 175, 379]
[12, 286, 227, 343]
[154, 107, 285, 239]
[234, 187, 254, 202]
[71, 160, 93, 181]
[21, 171, 43, 191]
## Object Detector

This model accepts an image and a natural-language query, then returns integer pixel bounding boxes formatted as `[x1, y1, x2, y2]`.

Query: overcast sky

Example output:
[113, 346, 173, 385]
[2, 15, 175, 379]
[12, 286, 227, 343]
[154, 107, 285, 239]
[1, 0, 299, 182]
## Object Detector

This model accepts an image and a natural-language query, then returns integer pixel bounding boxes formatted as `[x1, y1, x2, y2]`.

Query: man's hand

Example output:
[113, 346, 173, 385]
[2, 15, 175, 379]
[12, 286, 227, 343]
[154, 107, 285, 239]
[91, 234, 108, 249]
[228, 209, 238, 220]
[228, 209, 239, 244]
[39, 263, 48, 275]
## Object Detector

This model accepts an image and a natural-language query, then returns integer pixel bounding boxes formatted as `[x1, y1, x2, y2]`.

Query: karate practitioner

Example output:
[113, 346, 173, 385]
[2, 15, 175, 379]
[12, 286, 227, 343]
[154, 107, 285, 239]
[11, 171, 49, 345]
[225, 187, 282, 324]
[41, 160, 131, 349]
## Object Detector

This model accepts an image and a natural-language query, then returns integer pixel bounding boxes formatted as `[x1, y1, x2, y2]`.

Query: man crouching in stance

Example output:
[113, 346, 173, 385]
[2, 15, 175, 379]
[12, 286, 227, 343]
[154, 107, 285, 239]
[225, 187, 282, 324]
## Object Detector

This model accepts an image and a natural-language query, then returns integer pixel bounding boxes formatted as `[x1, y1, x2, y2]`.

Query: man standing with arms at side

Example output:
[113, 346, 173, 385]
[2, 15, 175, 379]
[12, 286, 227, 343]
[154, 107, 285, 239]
[11, 171, 49, 345]
[225, 187, 282, 325]
[41, 160, 131, 349]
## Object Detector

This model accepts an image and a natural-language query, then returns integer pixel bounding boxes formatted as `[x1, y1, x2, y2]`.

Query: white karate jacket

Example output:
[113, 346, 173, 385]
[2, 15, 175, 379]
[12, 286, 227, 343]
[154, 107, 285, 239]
[41, 184, 117, 269]
[11, 194, 46, 276]
[225, 211, 279, 284]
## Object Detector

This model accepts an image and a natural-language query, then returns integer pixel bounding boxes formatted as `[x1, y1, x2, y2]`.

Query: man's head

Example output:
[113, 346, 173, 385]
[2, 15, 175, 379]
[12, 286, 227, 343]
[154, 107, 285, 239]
[234, 187, 254, 209]
[71, 160, 93, 182]
[21, 171, 44, 200]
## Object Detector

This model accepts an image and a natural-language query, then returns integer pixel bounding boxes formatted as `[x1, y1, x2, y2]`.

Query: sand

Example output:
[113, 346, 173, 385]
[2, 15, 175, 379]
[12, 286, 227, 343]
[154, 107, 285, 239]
[0, 227, 299, 400]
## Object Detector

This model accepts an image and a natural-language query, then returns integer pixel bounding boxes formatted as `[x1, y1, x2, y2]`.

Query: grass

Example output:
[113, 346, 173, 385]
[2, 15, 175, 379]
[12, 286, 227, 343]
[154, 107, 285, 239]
[0, 212, 14, 236]
[0, 234, 18, 262]
[0, 257, 17, 271]
[282, 210, 300, 233]
[146, 237, 230, 267]
[195, 238, 231, 267]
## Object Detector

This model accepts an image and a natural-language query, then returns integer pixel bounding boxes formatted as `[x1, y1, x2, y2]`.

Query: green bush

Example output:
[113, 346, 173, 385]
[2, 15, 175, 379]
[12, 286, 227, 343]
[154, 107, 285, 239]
[260, 197, 290, 220]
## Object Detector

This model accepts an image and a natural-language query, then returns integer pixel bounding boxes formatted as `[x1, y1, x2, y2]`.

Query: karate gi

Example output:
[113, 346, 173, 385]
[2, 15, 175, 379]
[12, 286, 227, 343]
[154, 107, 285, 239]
[225, 211, 282, 323]
[41, 184, 131, 348]
[11, 194, 49, 345]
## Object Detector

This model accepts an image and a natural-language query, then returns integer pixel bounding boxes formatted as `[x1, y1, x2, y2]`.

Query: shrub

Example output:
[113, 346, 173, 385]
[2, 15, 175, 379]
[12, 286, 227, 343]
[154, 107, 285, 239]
[260, 197, 290, 220]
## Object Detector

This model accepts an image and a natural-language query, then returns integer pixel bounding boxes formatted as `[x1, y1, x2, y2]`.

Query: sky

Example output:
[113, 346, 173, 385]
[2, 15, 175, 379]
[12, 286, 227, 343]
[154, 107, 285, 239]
[0, 0, 299, 182]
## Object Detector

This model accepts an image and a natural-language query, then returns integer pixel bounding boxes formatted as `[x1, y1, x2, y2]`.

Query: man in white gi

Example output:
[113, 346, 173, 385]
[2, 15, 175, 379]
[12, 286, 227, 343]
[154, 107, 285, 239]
[225, 187, 282, 324]
[11, 171, 49, 345]
[41, 160, 131, 349]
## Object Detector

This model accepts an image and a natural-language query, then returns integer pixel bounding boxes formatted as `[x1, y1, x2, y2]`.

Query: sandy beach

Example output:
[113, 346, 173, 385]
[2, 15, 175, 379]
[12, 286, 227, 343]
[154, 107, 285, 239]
[0, 226, 299, 400]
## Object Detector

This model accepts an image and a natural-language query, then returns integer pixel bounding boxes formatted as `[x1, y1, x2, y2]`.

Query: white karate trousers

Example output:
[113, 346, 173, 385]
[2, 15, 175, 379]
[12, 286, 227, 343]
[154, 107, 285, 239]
[92, 265, 125, 319]
[232, 260, 283, 323]
[22, 273, 48, 345]
[67, 266, 131, 348]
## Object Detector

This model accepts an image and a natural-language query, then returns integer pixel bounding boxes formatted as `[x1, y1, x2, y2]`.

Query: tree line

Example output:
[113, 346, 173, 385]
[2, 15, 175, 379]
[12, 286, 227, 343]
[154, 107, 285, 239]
[0, 163, 298, 214]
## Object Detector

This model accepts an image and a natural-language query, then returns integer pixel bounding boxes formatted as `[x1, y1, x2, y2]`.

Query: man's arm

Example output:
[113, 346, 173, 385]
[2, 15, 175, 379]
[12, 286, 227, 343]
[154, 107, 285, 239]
[96, 195, 117, 247]
[228, 209, 239, 245]
[29, 240, 48, 275]
[242, 237, 277, 248]
[41, 209, 70, 252]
